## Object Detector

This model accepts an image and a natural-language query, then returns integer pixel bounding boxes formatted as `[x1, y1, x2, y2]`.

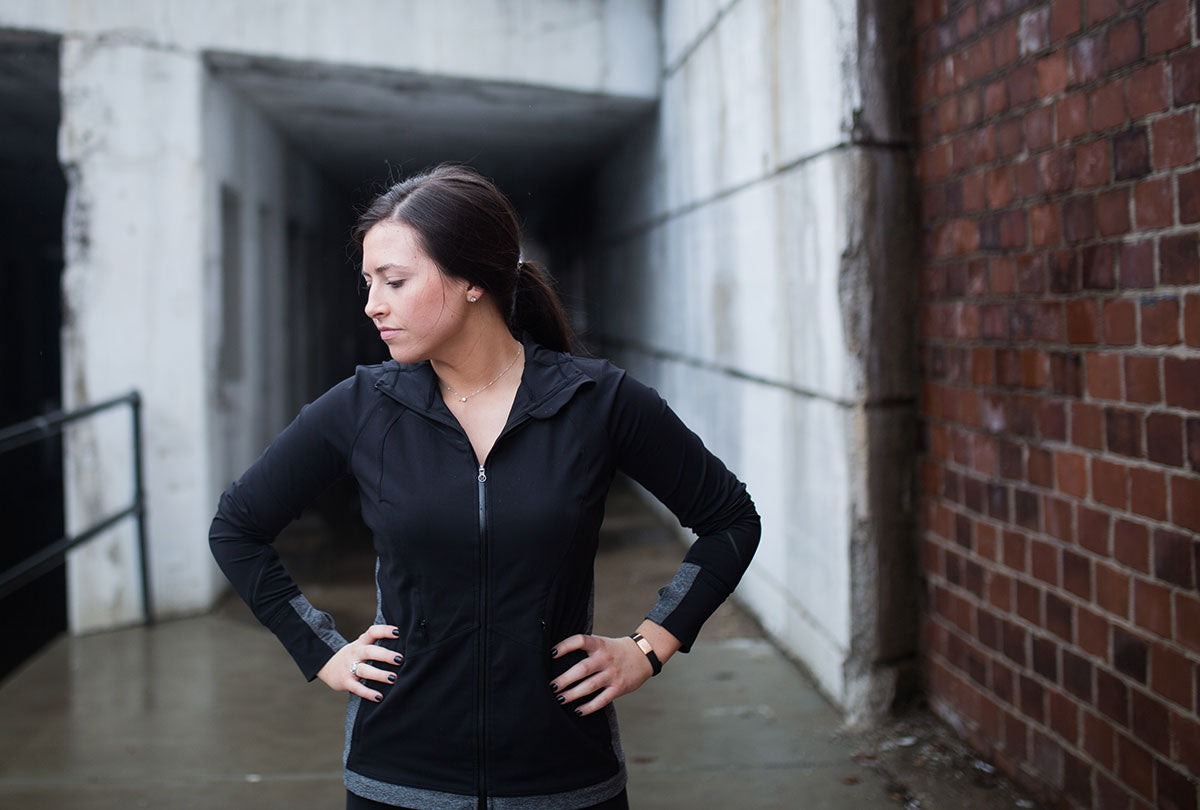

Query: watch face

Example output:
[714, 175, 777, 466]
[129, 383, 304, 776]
[635, 637, 653, 654]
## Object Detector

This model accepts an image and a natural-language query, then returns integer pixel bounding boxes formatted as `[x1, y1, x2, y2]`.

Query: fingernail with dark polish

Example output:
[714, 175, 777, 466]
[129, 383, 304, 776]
[574, 709, 583, 716]
[550, 682, 558, 692]
[556, 695, 565, 704]
[391, 628, 400, 637]
[394, 655, 403, 665]
[387, 674, 396, 683]
[550, 648, 558, 657]
[375, 694, 383, 702]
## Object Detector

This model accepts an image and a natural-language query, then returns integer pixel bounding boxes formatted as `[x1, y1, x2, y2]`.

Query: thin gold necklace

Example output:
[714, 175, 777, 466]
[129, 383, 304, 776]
[441, 345, 522, 403]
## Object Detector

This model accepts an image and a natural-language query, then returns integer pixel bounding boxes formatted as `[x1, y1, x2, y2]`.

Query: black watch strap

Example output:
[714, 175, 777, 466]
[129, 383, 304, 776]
[629, 632, 662, 676]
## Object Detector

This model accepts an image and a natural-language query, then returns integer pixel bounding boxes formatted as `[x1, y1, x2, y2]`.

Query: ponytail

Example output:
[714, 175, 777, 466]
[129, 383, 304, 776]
[510, 260, 576, 354]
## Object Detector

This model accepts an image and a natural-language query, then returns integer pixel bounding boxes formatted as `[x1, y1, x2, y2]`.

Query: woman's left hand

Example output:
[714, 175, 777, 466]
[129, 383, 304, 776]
[548, 633, 655, 716]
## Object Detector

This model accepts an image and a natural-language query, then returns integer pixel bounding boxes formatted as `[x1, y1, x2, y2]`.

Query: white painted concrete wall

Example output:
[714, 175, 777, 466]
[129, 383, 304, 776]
[590, 0, 909, 712]
[58, 37, 213, 630]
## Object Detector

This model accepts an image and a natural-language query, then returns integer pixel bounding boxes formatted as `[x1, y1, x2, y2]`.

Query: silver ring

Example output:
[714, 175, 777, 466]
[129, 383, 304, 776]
[350, 660, 362, 676]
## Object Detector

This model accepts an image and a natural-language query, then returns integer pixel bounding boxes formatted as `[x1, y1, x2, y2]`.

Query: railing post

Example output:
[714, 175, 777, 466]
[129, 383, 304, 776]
[130, 392, 153, 623]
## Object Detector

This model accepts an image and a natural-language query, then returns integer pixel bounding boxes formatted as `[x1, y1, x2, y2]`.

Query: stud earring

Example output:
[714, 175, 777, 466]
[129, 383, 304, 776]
[468, 296, 479, 303]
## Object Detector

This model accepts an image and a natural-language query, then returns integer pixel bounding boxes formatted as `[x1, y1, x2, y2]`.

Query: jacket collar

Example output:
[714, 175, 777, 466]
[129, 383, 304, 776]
[373, 333, 594, 430]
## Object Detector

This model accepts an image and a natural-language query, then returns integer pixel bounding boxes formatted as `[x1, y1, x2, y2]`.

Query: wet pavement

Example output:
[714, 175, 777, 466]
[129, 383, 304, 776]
[0, 484, 1042, 809]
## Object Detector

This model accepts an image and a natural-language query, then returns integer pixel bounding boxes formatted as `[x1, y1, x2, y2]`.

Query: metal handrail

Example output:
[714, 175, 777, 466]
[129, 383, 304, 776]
[0, 391, 151, 622]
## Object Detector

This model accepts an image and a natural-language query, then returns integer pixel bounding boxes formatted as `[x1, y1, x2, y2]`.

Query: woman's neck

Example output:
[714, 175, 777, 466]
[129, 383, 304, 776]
[429, 319, 523, 397]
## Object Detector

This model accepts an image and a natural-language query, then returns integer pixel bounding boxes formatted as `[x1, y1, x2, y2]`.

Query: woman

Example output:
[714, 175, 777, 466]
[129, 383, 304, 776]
[209, 165, 760, 810]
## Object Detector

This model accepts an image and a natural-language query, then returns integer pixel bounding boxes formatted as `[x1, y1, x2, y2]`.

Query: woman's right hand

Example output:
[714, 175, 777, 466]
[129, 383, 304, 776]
[316, 624, 402, 702]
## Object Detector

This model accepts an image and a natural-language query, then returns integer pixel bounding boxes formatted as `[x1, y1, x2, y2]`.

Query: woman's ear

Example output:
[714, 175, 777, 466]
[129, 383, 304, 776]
[465, 284, 485, 303]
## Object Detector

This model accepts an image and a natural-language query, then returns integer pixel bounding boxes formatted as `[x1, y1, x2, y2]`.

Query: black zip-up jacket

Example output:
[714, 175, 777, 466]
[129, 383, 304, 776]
[209, 337, 761, 809]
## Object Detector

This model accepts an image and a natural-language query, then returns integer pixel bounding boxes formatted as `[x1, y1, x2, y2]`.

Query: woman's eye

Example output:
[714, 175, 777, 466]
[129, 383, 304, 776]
[387, 279, 405, 288]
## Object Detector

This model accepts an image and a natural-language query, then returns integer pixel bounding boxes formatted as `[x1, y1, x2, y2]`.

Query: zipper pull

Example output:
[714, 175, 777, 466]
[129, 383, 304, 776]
[478, 464, 487, 483]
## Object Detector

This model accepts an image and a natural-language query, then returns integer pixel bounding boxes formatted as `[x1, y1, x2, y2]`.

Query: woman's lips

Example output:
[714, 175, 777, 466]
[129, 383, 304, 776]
[378, 328, 400, 340]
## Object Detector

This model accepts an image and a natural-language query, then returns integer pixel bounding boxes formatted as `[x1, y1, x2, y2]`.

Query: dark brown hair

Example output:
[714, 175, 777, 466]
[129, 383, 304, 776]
[353, 165, 576, 353]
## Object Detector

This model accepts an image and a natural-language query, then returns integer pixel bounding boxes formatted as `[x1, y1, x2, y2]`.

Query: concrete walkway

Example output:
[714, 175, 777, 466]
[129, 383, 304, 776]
[0, 486, 1039, 809]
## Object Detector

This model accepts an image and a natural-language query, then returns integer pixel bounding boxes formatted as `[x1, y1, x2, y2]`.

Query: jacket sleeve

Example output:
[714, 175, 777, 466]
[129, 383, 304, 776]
[209, 376, 360, 680]
[609, 372, 761, 652]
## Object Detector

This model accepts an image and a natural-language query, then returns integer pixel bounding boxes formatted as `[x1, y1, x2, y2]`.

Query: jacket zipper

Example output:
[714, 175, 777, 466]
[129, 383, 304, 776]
[476, 462, 488, 810]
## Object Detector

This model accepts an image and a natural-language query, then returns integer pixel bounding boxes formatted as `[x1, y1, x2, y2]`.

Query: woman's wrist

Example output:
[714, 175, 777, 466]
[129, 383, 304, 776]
[633, 619, 681, 668]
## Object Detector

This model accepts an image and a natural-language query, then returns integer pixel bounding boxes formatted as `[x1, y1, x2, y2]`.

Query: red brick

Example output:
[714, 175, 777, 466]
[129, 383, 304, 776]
[1029, 202, 1060, 246]
[1107, 17, 1145, 71]
[1092, 81, 1128, 132]
[1017, 579, 1041, 624]
[1155, 527, 1195, 588]
[1073, 401, 1105, 449]
[1051, 690, 1080, 747]
[1103, 297, 1137, 344]
[1067, 299, 1100, 344]
[1087, 351, 1123, 400]
[1114, 126, 1151, 180]
[1088, 0, 1119, 25]
[1031, 538, 1059, 585]
[1190, 418, 1200, 471]
[1042, 147, 1077, 194]
[1063, 194, 1097, 243]
[1075, 139, 1110, 188]
[1147, 0, 1191, 55]
[1038, 398, 1068, 441]
[1038, 50, 1069, 96]
[1162, 233, 1200, 284]
[1181, 169, 1200, 226]
[1127, 61, 1171, 119]
[1096, 187, 1131, 235]
[1095, 771, 1134, 809]
[1141, 296, 1181, 345]
[1173, 48, 1200, 106]
[1117, 733, 1154, 799]
[1047, 591, 1073, 641]
[985, 166, 1014, 209]
[1050, 0, 1083, 42]
[1147, 412, 1184, 466]
[1013, 158, 1040, 200]
[1131, 688, 1171, 754]
[1085, 711, 1116, 769]
[1122, 240, 1157, 289]
[1178, 595, 1200, 653]
[1150, 643, 1194, 710]
[1028, 444, 1053, 485]
[1079, 505, 1112, 555]
[1171, 475, 1200, 532]
[1020, 673, 1046, 721]
[1100, 668, 1131, 725]
[1156, 761, 1199, 810]
[1083, 243, 1117, 289]
[1050, 351, 1084, 396]
[1134, 176, 1174, 229]
[1130, 466, 1167, 520]
[1092, 456, 1128, 508]
[1009, 62, 1038, 107]
[1172, 710, 1200, 774]
[994, 19, 1020, 68]
[1187, 293, 1200, 347]
[1056, 449, 1089, 497]
[1152, 112, 1198, 170]
[1134, 579, 1173, 638]
[1165, 357, 1200, 410]
[1071, 32, 1106, 84]
[1015, 488, 1041, 531]
[1098, 562, 1132, 619]
[1026, 104, 1055, 152]
[1080, 604, 1110, 658]
[1003, 530, 1027, 572]
[1062, 549, 1091, 600]
[1045, 494, 1075, 542]
[1124, 355, 1161, 404]
[1114, 518, 1151, 573]
[1058, 94, 1089, 140]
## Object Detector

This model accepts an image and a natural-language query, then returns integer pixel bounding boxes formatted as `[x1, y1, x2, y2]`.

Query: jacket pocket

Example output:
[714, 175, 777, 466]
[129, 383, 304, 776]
[347, 624, 478, 793]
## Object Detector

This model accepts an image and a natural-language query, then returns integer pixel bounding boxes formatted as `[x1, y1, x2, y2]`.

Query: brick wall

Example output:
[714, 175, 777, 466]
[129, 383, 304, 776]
[913, 0, 1200, 807]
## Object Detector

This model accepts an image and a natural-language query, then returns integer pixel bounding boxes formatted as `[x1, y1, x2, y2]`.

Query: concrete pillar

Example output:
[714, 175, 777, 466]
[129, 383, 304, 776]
[59, 36, 218, 629]
[590, 0, 917, 722]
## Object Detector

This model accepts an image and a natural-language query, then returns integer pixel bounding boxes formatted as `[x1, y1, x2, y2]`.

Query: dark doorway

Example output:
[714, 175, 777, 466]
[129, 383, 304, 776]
[0, 32, 67, 682]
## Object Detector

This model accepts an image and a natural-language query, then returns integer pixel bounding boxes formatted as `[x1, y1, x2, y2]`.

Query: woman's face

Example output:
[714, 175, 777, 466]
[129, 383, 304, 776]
[361, 221, 471, 364]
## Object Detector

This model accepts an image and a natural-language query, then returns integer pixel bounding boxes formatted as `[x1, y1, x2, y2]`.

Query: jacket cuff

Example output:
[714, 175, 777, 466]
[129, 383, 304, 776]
[645, 562, 729, 653]
[268, 595, 349, 681]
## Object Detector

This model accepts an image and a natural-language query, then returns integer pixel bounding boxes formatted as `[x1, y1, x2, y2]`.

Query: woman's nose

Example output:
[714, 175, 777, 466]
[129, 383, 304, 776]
[364, 285, 385, 319]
